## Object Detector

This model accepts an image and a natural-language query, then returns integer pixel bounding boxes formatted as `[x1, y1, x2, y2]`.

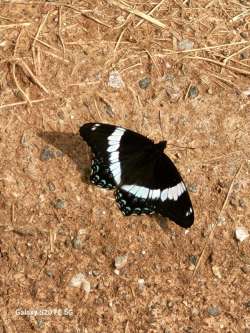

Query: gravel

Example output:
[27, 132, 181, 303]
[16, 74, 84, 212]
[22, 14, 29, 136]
[114, 254, 128, 269]
[54, 199, 66, 209]
[40, 147, 55, 161]
[208, 306, 220, 316]
[178, 39, 194, 50]
[188, 85, 199, 98]
[139, 77, 151, 89]
[235, 226, 249, 242]
[108, 70, 124, 89]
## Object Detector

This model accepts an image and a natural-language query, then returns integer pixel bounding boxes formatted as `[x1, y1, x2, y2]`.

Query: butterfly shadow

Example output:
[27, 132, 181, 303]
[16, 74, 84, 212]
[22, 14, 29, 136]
[38, 131, 90, 183]
[154, 215, 172, 234]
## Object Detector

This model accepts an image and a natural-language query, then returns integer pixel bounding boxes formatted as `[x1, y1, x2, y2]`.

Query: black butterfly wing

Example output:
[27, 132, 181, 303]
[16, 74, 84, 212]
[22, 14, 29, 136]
[116, 149, 194, 228]
[79, 123, 154, 188]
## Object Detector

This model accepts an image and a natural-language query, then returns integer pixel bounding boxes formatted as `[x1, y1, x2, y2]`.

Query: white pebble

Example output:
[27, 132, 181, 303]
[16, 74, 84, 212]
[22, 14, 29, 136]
[108, 70, 124, 89]
[69, 273, 91, 293]
[114, 254, 128, 269]
[235, 227, 249, 242]
[69, 273, 85, 288]
[212, 265, 222, 279]
[138, 278, 145, 290]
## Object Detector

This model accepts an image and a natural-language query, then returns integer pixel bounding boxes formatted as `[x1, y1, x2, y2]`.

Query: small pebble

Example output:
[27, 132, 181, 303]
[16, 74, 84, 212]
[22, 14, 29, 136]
[108, 70, 124, 89]
[45, 270, 53, 278]
[54, 199, 66, 209]
[138, 278, 145, 290]
[69, 273, 90, 293]
[245, 300, 250, 308]
[242, 88, 250, 97]
[47, 181, 56, 192]
[188, 85, 199, 98]
[92, 270, 100, 277]
[69, 273, 85, 288]
[191, 307, 199, 316]
[189, 255, 198, 266]
[166, 86, 181, 102]
[72, 237, 82, 249]
[212, 265, 222, 279]
[235, 226, 249, 242]
[139, 77, 151, 90]
[166, 301, 174, 309]
[208, 306, 220, 317]
[239, 199, 246, 208]
[188, 184, 198, 193]
[36, 319, 45, 329]
[178, 39, 194, 51]
[241, 265, 250, 274]
[114, 254, 128, 269]
[229, 197, 237, 207]
[114, 269, 120, 275]
[55, 150, 64, 158]
[40, 147, 55, 161]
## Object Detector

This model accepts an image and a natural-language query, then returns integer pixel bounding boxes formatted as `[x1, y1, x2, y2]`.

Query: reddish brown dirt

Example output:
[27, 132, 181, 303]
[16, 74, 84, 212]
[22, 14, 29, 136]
[0, 1, 249, 332]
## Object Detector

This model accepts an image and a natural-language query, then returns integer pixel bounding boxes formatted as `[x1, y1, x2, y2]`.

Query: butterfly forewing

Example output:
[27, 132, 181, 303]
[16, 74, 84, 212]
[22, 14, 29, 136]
[80, 122, 194, 228]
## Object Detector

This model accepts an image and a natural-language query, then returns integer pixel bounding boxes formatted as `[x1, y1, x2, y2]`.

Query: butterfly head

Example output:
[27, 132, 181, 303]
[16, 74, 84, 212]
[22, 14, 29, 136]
[155, 140, 167, 153]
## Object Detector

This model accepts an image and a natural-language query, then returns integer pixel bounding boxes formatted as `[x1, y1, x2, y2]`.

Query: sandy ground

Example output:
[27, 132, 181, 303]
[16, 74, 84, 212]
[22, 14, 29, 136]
[0, 1, 250, 332]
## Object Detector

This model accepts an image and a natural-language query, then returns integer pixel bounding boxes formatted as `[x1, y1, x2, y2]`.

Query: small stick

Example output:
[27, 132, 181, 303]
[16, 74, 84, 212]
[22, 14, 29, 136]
[136, 0, 165, 27]
[12, 63, 32, 106]
[39, 48, 70, 63]
[114, 27, 127, 54]
[32, 12, 50, 74]
[58, 6, 66, 56]
[186, 56, 250, 76]
[32, 12, 49, 51]
[0, 97, 51, 110]
[108, 0, 166, 28]
[0, 22, 31, 29]
[17, 59, 49, 93]
[160, 40, 249, 55]
[14, 28, 24, 56]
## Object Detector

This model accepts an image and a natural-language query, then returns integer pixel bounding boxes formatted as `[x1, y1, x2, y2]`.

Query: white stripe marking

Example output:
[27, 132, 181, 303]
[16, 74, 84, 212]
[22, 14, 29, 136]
[185, 207, 193, 216]
[161, 182, 185, 202]
[107, 144, 119, 152]
[121, 185, 159, 200]
[107, 128, 125, 185]
[91, 124, 100, 131]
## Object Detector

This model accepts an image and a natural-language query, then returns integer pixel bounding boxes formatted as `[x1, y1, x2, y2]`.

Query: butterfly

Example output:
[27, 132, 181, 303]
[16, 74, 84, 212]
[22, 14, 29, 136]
[80, 123, 194, 228]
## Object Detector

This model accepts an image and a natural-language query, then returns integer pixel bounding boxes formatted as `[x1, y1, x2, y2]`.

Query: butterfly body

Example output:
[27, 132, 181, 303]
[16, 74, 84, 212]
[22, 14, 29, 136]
[80, 123, 194, 228]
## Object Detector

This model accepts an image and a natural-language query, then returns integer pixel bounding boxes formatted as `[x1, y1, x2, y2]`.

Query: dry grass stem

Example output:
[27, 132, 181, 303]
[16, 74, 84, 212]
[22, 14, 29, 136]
[40, 49, 70, 63]
[207, 72, 241, 92]
[32, 12, 50, 52]
[0, 22, 31, 29]
[187, 56, 250, 76]
[58, 6, 66, 56]
[135, 0, 165, 28]
[12, 63, 32, 106]
[114, 27, 127, 54]
[0, 98, 51, 110]
[108, 0, 166, 28]
[161, 40, 249, 55]
[15, 59, 49, 94]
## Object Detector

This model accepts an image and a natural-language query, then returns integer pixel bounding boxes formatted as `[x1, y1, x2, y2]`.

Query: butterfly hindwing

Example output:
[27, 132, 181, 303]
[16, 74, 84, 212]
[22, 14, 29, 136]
[115, 188, 156, 216]
[80, 122, 194, 228]
[90, 156, 116, 189]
